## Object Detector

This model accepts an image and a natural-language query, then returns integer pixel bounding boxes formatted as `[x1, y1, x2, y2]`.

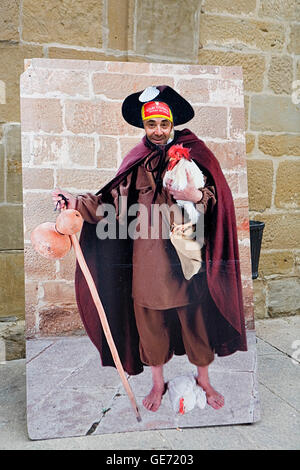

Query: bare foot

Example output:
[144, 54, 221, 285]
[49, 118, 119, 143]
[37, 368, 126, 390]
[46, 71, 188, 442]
[196, 379, 224, 410]
[143, 384, 167, 412]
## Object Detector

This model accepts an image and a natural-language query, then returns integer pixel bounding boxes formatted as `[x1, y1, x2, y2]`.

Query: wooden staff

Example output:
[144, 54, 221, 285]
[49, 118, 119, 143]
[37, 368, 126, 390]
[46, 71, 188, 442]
[69, 232, 142, 422]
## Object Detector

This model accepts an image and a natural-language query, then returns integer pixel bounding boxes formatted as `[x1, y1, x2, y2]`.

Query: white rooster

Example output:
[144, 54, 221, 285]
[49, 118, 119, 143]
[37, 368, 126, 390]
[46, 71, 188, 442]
[163, 144, 205, 224]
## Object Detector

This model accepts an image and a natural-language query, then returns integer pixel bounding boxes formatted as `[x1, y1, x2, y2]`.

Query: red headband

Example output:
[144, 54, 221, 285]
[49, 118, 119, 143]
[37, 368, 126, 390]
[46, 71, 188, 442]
[141, 101, 173, 123]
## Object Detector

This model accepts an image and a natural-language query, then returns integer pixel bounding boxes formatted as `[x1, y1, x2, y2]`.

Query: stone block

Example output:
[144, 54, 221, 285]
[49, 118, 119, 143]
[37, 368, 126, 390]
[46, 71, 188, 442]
[24, 242, 56, 281]
[268, 55, 293, 95]
[287, 23, 300, 54]
[259, 251, 294, 277]
[92, 73, 174, 100]
[252, 279, 268, 319]
[25, 280, 39, 337]
[135, 0, 201, 61]
[268, 278, 300, 316]
[197, 50, 266, 93]
[247, 159, 273, 211]
[5, 124, 23, 203]
[107, 0, 130, 51]
[0, 205, 24, 250]
[229, 107, 245, 140]
[258, 134, 300, 157]
[38, 305, 83, 336]
[252, 213, 300, 250]
[67, 136, 95, 167]
[0, 0, 20, 41]
[258, 0, 299, 21]
[21, 98, 63, 133]
[100, 101, 141, 136]
[22, 168, 54, 190]
[0, 144, 4, 202]
[0, 44, 43, 123]
[275, 161, 300, 208]
[177, 77, 244, 107]
[203, 141, 246, 171]
[30, 135, 59, 166]
[21, 67, 90, 98]
[97, 136, 118, 169]
[204, 0, 257, 15]
[64, 100, 102, 134]
[246, 133, 255, 154]
[22, 0, 103, 48]
[182, 105, 227, 139]
[250, 95, 300, 133]
[56, 168, 115, 192]
[23, 191, 55, 241]
[0, 251, 25, 319]
[199, 15, 285, 52]
[42, 281, 76, 306]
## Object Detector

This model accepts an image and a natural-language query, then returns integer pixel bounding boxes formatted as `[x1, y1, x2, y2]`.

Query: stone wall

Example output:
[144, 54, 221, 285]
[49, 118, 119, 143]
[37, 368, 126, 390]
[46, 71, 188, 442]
[20, 59, 254, 338]
[0, 0, 299, 358]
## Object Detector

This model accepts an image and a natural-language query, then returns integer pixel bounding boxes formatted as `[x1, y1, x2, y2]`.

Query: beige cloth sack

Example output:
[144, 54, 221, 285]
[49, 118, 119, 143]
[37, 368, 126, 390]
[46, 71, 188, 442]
[170, 221, 203, 280]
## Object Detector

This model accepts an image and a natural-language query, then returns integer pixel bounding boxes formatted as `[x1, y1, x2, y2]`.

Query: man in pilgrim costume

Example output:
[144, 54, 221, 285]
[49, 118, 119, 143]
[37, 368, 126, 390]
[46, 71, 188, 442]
[52, 85, 247, 413]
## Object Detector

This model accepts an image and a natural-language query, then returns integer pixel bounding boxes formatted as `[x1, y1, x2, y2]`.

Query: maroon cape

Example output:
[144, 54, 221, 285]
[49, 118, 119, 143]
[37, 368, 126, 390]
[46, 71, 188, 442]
[75, 129, 247, 375]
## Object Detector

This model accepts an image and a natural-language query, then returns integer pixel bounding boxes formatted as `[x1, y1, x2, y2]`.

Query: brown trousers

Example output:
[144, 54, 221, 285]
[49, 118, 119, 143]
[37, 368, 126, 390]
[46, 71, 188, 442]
[133, 298, 214, 368]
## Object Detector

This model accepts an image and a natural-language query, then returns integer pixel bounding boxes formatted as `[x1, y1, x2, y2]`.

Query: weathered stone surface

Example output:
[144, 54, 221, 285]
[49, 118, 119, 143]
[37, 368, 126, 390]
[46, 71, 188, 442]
[197, 50, 266, 92]
[0, 320, 25, 360]
[252, 213, 300, 250]
[42, 281, 76, 306]
[252, 279, 268, 319]
[24, 242, 56, 281]
[250, 95, 300, 133]
[258, 0, 299, 21]
[0, 144, 4, 202]
[108, 0, 130, 51]
[287, 23, 300, 54]
[177, 78, 244, 107]
[56, 168, 114, 192]
[22, 0, 103, 48]
[268, 278, 300, 316]
[23, 191, 55, 241]
[259, 251, 295, 277]
[268, 55, 293, 95]
[38, 305, 83, 336]
[22, 168, 54, 190]
[0, 205, 24, 250]
[0, 251, 25, 319]
[21, 98, 63, 133]
[21, 67, 90, 98]
[5, 124, 23, 203]
[97, 136, 118, 169]
[203, 0, 257, 15]
[0, 44, 43, 123]
[64, 100, 102, 134]
[199, 15, 285, 52]
[135, 0, 201, 61]
[247, 159, 273, 211]
[275, 161, 300, 208]
[182, 105, 227, 139]
[246, 133, 255, 154]
[258, 134, 300, 157]
[0, 0, 20, 41]
[24, 280, 38, 337]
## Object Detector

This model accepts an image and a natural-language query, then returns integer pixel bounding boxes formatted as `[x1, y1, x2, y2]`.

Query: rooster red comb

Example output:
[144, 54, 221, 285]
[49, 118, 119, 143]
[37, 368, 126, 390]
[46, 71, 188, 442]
[167, 144, 191, 171]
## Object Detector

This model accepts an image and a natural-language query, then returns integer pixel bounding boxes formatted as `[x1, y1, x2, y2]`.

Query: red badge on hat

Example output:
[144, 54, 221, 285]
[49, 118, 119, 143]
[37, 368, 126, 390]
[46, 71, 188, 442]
[142, 101, 173, 123]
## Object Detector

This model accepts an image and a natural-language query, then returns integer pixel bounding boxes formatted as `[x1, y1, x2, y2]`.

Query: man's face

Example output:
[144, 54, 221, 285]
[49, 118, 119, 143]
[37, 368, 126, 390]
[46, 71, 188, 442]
[143, 118, 173, 145]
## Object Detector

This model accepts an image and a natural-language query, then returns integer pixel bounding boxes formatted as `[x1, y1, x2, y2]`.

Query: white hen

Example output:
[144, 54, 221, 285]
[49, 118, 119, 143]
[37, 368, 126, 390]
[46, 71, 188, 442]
[163, 145, 205, 224]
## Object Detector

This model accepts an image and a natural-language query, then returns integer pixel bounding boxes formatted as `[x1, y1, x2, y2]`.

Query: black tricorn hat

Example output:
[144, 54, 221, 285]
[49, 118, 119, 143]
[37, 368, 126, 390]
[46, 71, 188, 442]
[121, 85, 194, 129]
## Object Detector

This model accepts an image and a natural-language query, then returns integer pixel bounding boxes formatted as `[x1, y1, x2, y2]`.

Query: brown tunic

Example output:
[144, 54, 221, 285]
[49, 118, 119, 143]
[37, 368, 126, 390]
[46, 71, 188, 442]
[76, 159, 216, 310]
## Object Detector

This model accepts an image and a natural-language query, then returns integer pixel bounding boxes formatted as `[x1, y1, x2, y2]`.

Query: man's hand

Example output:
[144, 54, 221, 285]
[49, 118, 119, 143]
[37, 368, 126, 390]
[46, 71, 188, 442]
[165, 170, 203, 204]
[52, 188, 77, 210]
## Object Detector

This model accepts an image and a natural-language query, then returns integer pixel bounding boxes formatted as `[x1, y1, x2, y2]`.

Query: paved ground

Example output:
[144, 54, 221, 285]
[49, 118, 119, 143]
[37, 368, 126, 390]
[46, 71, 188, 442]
[0, 317, 299, 450]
